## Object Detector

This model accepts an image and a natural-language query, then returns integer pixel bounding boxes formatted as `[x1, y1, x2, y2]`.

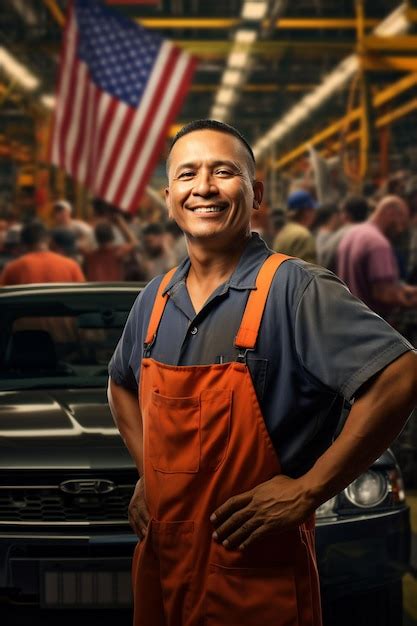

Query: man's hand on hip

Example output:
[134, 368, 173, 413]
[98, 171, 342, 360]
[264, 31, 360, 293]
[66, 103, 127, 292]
[210, 474, 313, 551]
[128, 477, 150, 540]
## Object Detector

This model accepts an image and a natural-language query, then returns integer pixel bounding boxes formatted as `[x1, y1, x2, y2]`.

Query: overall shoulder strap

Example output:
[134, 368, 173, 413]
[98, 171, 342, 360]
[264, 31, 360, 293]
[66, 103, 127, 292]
[234, 253, 292, 351]
[144, 267, 177, 346]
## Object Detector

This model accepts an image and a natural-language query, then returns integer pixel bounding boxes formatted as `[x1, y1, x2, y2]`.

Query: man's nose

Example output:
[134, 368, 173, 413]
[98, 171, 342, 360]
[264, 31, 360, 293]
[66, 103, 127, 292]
[192, 171, 217, 196]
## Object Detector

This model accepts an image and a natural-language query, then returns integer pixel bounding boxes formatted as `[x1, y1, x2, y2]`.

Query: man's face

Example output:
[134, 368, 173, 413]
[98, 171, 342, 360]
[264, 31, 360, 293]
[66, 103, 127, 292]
[165, 129, 263, 244]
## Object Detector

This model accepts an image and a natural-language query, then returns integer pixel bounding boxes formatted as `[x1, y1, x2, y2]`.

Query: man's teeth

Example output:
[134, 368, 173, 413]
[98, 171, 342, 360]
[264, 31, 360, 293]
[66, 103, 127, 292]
[193, 206, 225, 213]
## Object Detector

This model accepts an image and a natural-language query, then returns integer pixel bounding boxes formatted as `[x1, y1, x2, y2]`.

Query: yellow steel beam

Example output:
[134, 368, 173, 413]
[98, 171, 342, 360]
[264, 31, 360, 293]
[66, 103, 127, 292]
[362, 55, 417, 71]
[189, 84, 315, 93]
[174, 40, 351, 57]
[42, 0, 65, 27]
[328, 98, 417, 151]
[273, 73, 417, 170]
[137, 17, 379, 30]
[365, 35, 417, 52]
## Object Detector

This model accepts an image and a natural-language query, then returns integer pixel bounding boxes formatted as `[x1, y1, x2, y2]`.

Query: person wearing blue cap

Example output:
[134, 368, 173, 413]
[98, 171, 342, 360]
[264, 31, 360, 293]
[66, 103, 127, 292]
[273, 189, 318, 262]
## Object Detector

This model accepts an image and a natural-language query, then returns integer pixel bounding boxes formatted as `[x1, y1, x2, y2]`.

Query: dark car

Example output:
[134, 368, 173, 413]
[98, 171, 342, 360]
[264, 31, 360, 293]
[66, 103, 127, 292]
[0, 283, 411, 626]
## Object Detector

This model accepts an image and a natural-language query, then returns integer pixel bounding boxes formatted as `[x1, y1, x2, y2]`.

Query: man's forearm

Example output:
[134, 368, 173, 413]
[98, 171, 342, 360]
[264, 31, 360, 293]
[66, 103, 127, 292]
[107, 377, 144, 474]
[300, 350, 417, 511]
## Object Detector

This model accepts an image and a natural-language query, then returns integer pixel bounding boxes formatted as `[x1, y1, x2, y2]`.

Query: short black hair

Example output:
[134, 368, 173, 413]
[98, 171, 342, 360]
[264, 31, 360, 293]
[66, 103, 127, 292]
[142, 223, 164, 237]
[342, 195, 369, 223]
[168, 119, 256, 171]
[94, 222, 115, 245]
[21, 221, 49, 246]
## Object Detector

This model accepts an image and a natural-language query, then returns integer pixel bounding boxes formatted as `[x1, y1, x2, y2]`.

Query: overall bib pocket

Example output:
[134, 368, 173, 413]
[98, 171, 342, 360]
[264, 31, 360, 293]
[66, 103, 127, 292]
[148, 389, 232, 474]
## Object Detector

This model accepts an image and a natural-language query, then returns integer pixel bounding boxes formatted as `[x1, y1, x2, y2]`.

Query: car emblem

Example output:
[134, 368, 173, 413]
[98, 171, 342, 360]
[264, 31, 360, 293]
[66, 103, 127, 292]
[59, 479, 116, 495]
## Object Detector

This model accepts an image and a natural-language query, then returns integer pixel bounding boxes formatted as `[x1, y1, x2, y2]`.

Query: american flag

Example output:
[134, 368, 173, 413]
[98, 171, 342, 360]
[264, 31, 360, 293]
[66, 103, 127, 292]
[50, 0, 196, 212]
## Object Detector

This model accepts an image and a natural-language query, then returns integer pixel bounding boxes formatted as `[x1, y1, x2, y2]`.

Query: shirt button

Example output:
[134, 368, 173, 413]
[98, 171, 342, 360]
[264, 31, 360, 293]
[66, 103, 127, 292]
[190, 326, 198, 335]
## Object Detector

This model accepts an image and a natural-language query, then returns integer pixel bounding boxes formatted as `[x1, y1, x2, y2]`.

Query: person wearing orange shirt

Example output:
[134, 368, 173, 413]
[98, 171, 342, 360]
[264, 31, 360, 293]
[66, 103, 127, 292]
[0, 221, 85, 285]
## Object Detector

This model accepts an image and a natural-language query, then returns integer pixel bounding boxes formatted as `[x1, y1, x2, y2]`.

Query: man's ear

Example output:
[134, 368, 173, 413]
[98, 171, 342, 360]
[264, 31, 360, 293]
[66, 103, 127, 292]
[165, 187, 172, 219]
[253, 180, 264, 210]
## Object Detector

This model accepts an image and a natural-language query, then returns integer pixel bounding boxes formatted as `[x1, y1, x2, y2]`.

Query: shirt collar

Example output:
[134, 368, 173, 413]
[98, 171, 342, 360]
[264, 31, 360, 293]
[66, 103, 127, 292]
[162, 232, 272, 296]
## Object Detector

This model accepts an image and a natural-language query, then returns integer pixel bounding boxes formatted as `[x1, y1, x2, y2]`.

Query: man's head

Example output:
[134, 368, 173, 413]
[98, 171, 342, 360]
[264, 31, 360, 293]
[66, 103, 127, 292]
[287, 190, 317, 229]
[53, 200, 73, 226]
[371, 195, 410, 238]
[341, 195, 369, 224]
[94, 222, 115, 247]
[142, 223, 165, 258]
[165, 120, 262, 246]
[21, 221, 49, 250]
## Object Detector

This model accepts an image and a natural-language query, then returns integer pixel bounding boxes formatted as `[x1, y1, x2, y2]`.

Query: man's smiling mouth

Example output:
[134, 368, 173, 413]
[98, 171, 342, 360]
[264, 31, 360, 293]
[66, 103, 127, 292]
[188, 205, 227, 214]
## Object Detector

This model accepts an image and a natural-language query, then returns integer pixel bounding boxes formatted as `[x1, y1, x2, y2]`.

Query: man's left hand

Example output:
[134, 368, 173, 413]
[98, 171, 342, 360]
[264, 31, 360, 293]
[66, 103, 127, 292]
[210, 474, 313, 551]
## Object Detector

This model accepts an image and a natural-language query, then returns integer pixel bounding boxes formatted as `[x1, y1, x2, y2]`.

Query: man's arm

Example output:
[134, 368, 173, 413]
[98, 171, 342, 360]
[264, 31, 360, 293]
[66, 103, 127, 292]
[107, 377, 149, 537]
[372, 280, 417, 308]
[210, 350, 417, 550]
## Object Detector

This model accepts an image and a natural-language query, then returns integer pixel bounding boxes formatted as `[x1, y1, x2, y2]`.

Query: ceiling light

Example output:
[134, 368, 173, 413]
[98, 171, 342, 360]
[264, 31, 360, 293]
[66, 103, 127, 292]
[222, 69, 244, 87]
[41, 94, 56, 109]
[228, 49, 249, 69]
[241, 1, 268, 20]
[211, 106, 228, 121]
[0, 47, 39, 90]
[235, 29, 257, 44]
[216, 88, 236, 106]
[375, 4, 408, 36]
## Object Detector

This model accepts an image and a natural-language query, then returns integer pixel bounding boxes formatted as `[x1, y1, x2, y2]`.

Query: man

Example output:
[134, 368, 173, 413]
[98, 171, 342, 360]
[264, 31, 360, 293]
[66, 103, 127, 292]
[85, 211, 139, 282]
[272, 188, 317, 262]
[337, 195, 417, 317]
[53, 199, 94, 253]
[108, 120, 417, 626]
[0, 221, 85, 285]
[319, 195, 369, 272]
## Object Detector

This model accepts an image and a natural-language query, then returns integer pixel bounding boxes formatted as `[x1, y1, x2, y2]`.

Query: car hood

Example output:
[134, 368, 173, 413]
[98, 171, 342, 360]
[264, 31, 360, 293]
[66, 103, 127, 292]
[0, 389, 134, 470]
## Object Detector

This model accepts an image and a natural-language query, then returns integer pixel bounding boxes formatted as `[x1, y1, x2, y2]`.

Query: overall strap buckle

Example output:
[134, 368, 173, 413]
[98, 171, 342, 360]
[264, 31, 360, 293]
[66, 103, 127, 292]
[236, 347, 254, 363]
[143, 334, 156, 358]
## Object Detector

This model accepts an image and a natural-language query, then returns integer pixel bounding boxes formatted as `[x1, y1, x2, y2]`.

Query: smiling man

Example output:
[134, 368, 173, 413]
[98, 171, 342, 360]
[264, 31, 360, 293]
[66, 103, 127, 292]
[107, 120, 417, 626]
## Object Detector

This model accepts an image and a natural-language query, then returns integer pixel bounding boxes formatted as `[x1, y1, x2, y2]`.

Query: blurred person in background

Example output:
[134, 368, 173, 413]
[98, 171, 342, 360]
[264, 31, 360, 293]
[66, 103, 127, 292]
[268, 207, 287, 248]
[0, 221, 85, 285]
[312, 203, 341, 267]
[0, 226, 22, 272]
[85, 211, 140, 282]
[53, 199, 94, 253]
[337, 195, 417, 318]
[273, 190, 317, 263]
[141, 223, 174, 279]
[164, 220, 187, 265]
[50, 228, 83, 265]
[319, 195, 369, 272]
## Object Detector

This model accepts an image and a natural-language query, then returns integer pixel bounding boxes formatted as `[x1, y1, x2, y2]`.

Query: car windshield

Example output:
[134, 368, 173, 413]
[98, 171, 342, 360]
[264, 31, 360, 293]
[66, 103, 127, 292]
[0, 289, 136, 391]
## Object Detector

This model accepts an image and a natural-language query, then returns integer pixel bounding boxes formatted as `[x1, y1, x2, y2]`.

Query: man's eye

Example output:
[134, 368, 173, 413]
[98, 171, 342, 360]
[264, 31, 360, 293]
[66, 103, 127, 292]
[215, 169, 232, 176]
[178, 171, 194, 178]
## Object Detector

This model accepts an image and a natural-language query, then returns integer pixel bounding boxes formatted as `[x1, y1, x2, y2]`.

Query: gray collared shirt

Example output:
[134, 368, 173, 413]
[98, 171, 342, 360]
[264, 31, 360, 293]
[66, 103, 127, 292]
[109, 233, 412, 477]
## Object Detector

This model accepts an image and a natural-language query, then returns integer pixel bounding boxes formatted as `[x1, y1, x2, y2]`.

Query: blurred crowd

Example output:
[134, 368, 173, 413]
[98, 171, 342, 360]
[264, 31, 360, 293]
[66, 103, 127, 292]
[261, 169, 417, 326]
[2, 170, 417, 328]
[0, 198, 187, 286]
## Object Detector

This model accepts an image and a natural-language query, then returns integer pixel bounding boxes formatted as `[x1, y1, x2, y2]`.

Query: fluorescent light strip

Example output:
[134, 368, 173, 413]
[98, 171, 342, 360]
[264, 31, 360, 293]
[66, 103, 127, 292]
[41, 94, 56, 109]
[0, 46, 39, 90]
[241, 1, 268, 20]
[235, 29, 257, 44]
[222, 69, 244, 87]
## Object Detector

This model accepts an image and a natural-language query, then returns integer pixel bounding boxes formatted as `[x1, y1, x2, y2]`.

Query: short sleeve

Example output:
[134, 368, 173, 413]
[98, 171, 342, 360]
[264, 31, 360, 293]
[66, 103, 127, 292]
[108, 291, 144, 390]
[294, 270, 413, 400]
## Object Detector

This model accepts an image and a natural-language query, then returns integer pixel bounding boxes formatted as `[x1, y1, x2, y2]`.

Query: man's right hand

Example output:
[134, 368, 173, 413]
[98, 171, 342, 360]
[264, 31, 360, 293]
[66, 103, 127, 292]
[128, 477, 150, 540]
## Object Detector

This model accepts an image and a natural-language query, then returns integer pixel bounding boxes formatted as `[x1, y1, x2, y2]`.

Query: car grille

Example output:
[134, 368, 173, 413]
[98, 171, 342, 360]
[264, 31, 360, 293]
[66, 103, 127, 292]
[0, 471, 136, 526]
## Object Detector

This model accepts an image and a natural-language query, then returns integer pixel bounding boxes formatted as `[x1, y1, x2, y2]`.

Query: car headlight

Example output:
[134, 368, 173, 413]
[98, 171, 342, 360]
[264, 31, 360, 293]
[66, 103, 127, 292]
[316, 496, 337, 518]
[345, 470, 389, 508]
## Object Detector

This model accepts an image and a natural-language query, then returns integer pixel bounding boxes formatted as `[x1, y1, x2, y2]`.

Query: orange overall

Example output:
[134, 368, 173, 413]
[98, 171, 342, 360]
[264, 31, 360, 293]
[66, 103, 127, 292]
[132, 253, 322, 626]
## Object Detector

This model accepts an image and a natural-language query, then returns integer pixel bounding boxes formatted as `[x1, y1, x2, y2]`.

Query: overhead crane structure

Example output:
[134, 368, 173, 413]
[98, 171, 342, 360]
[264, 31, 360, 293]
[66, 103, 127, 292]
[263, 1, 417, 183]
